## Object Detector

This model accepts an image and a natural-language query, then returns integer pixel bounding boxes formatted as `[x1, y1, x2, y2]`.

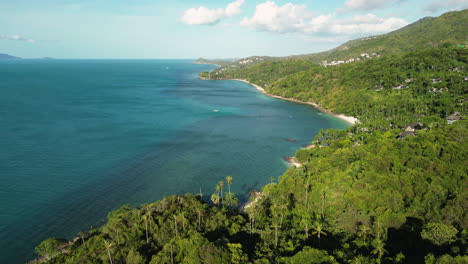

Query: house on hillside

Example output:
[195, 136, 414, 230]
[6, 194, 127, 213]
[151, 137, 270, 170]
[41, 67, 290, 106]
[393, 84, 409, 90]
[446, 112, 463, 124]
[405, 122, 423, 131]
[399, 122, 423, 138]
[429, 87, 448, 93]
[373, 85, 384, 91]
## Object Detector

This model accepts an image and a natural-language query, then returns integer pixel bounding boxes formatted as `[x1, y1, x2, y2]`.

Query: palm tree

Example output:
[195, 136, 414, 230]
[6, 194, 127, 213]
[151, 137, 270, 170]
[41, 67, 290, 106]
[358, 225, 371, 245]
[173, 215, 179, 237]
[142, 214, 150, 244]
[196, 208, 203, 230]
[179, 213, 187, 232]
[226, 176, 233, 206]
[273, 223, 280, 248]
[215, 184, 222, 206]
[77, 231, 87, 249]
[103, 240, 114, 264]
[211, 193, 220, 208]
[225, 192, 238, 207]
[321, 191, 325, 218]
[311, 222, 327, 248]
[304, 181, 311, 209]
[226, 176, 232, 194]
[218, 180, 225, 206]
[371, 239, 388, 264]
[144, 205, 154, 230]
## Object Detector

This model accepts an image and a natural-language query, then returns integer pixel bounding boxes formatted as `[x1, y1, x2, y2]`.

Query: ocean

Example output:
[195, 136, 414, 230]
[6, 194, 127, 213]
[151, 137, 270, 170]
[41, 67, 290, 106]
[0, 59, 349, 263]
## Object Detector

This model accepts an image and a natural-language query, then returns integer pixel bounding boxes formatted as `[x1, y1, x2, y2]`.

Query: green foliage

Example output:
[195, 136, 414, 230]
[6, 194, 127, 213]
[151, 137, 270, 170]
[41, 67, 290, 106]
[199, 71, 209, 78]
[35, 238, 68, 260]
[228, 243, 249, 264]
[421, 223, 459, 246]
[212, 59, 316, 88]
[281, 247, 337, 263]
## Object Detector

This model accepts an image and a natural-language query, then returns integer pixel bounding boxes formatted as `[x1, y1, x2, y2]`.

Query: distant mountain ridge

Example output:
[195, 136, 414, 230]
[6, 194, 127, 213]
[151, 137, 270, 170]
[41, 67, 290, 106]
[200, 9, 467, 67]
[305, 9, 468, 63]
[0, 53, 21, 60]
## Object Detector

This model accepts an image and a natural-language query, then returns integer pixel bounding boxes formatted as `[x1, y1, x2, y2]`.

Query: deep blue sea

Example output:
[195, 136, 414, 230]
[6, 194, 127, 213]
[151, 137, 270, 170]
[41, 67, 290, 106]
[0, 59, 348, 263]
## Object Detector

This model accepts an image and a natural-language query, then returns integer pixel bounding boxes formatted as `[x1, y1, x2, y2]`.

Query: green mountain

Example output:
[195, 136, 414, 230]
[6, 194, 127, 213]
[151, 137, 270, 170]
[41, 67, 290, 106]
[305, 9, 468, 63]
[201, 9, 467, 68]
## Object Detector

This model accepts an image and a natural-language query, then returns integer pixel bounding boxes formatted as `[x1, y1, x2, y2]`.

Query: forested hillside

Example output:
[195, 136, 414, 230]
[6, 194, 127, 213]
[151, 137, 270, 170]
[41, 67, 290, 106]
[303, 9, 468, 63]
[200, 9, 467, 68]
[32, 10, 467, 264]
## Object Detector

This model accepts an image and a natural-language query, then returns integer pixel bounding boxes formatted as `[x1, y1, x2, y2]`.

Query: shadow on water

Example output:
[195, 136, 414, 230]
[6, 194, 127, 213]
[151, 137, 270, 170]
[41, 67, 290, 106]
[2, 114, 281, 262]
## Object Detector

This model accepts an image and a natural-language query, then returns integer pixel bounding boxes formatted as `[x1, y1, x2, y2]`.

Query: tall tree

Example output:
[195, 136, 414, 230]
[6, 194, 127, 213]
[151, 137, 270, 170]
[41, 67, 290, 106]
[371, 239, 388, 264]
[211, 193, 220, 208]
[312, 222, 327, 248]
[103, 240, 114, 264]
[218, 180, 225, 206]
[226, 176, 232, 195]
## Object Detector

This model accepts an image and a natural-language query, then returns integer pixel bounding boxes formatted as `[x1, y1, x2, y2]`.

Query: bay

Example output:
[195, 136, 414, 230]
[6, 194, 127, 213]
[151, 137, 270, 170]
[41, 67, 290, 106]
[0, 59, 348, 263]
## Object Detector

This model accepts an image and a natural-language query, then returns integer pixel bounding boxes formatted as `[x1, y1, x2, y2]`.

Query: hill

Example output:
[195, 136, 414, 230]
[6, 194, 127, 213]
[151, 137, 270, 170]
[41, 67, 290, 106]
[201, 9, 467, 68]
[304, 9, 468, 63]
[0, 53, 21, 60]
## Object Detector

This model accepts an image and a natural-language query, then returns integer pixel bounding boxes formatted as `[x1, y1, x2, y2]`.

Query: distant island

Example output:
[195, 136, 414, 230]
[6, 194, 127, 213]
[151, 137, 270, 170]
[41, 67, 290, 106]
[0, 53, 21, 60]
[0, 53, 55, 60]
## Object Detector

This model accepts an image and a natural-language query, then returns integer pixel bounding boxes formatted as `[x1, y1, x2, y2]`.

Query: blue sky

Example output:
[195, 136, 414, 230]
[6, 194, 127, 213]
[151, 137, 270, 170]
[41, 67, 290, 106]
[0, 0, 466, 59]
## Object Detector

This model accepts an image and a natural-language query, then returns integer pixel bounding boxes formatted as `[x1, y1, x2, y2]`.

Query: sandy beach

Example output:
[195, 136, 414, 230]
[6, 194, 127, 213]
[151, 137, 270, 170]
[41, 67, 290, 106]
[229, 79, 358, 125]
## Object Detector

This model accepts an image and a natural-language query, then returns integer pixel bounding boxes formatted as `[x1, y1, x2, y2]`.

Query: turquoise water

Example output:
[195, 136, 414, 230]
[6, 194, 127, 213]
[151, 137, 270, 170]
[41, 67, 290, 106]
[0, 60, 348, 263]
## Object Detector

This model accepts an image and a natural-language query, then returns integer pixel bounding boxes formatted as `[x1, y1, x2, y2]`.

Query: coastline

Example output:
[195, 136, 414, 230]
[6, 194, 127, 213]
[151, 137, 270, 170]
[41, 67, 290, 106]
[224, 78, 358, 125]
[194, 62, 221, 67]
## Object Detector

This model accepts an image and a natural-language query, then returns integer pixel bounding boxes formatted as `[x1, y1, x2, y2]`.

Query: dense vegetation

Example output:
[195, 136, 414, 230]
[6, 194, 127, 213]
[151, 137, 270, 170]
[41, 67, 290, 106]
[213, 47, 467, 130]
[32, 122, 468, 264]
[33, 10, 467, 264]
[302, 9, 468, 64]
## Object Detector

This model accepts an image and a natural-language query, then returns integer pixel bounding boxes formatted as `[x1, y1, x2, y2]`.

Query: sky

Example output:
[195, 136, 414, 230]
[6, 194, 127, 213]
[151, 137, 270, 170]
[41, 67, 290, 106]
[0, 0, 466, 59]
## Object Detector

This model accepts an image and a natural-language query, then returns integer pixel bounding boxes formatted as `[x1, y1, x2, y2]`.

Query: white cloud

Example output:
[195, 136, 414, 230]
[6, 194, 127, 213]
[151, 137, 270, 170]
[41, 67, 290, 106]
[344, 0, 405, 11]
[241, 2, 408, 36]
[181, 0, 245, 25]
[241, 2, 313, 33]
[423, 0, 468, 13]
[330, 16, 407, 35]
[0, 34, 35, 43]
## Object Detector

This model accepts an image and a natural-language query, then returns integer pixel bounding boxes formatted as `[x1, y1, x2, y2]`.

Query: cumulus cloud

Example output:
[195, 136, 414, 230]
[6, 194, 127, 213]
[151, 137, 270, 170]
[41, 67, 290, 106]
[423, 0, 468, 13]
[181, 0, 245, 25]
[344, 0, 405, 11]
[241, 2, 408, 36]
[240, 2, 313, 33]
[0, 34, 35, 43]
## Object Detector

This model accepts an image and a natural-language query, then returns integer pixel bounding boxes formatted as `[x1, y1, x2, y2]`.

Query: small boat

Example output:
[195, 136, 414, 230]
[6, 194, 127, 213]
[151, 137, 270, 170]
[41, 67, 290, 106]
[284, 138, 297, 142]
[213, 109, 220, 112]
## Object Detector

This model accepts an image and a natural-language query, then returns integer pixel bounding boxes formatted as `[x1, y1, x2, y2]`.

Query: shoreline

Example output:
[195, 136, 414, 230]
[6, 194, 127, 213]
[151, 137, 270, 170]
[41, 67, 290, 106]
[194, 62, 221, 67]
[223, 78, 358, 125]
